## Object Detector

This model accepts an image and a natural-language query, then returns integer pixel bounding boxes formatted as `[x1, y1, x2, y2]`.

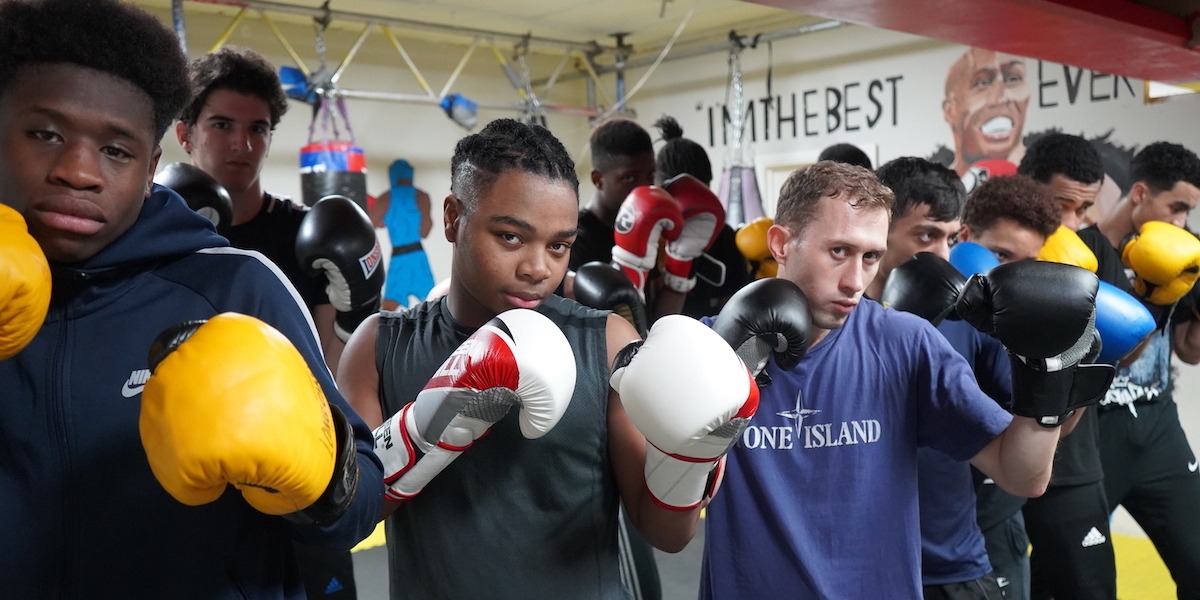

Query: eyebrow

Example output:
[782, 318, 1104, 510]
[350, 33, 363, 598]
[489, 214, 579, 238]
[205, 114, 270, 128]
[33, 106, 140, 142]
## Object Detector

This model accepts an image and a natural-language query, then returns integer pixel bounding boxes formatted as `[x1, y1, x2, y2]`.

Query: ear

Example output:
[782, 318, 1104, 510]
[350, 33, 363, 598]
[957, 224, 974, 242]
[767, 223, 793, 264]
[146, 146, 163, 198]
[443, 194, 461, 243]
[1129, 181, 1149, 205]
[174, 121, 191, 153]
[942, 97, 955, 125]
[590, 169, 603, 190]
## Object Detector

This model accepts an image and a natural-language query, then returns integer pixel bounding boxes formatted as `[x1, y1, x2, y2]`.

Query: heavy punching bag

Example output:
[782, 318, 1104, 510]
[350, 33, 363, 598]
[300, 95, 369, 211]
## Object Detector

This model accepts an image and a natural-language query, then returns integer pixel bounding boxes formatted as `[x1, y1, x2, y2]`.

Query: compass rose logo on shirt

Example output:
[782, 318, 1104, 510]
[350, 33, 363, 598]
[777, 388, 820, 435]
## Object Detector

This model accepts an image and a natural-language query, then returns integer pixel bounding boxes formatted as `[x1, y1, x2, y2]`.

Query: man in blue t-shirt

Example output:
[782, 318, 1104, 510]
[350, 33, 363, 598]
[872, 160, 1063, 600]
[699, 160, 1109, 599]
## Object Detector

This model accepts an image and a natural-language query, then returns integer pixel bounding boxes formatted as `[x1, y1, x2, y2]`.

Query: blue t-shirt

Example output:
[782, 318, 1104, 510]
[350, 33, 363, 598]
[918, 319, 1013, 585]
[699, 301, 1012, 599]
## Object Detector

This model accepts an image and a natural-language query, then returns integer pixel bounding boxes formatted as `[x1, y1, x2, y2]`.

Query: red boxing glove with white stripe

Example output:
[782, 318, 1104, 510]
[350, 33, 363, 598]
[610, 315, 759, 511]
[611, 186, 682, 295]
[662, 174, 725, 293]
[372, 309, 576, 503]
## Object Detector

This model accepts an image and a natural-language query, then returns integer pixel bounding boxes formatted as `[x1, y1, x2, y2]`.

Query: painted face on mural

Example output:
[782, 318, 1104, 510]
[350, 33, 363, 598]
[943, 48, 1031, 175]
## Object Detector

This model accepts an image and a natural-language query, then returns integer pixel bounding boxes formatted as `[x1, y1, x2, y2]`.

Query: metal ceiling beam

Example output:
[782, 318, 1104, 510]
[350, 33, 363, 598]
[189, 0, 612, 55]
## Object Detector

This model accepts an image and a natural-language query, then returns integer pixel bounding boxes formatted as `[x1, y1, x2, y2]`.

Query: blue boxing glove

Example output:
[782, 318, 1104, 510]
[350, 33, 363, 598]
[1095, 280, 1155, 364]
[949, 241, 1001, 277]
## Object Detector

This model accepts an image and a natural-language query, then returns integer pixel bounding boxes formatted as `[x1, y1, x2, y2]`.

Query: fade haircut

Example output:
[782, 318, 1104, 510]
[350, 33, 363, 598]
[1131, 141, 1200, 193]
[590, 118, 653, 173]
[653, 115, 713, 186]
[451, 118, 578, 215]
[0, 0, 190, 143]
[962, 175, 1059, 238]
[818, 143, 873, 170]
[875, 157, 966, 224]
[1018, 132, 1104, 185]
[178, 46, 290, 129]
[775, 160, 894, 238]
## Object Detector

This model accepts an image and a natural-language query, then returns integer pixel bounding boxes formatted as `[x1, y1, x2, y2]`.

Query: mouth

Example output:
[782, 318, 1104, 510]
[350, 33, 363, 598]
[32, 198, 105, 236]
[831, 299, 857, 314]
[978, 116, 1015, 140]
[505, 293, 544, 310]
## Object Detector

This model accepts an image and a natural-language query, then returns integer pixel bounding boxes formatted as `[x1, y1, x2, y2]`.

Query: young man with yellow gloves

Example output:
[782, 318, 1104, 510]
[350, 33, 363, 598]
[0, 1, 383, 597]
[1078, 141, 1200, 597]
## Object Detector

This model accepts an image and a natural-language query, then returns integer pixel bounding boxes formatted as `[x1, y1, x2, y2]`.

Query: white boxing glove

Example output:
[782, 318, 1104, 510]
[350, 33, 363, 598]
[373, 309, 576, 502]
[610, 315, 759, 510]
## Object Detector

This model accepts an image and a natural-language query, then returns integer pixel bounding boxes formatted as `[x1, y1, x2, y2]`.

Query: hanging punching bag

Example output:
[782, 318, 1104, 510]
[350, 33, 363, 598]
[300, 140, 368, 210]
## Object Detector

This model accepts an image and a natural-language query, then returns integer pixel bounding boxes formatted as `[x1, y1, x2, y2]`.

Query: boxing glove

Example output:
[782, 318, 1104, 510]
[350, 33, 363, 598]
[296, 195, 386, 341]
[1094, 280, 1155, 364]
[154, 162, 235, 236]
[0, 204, 51, 360]
[610, 315, 758, 510]
[573, 261, 649, 337]
[1038, 225, 1098, 272]
[880, 252, 966, 326]
[736, 217, 778, 279]
[1121, 220, 1200, 306]
[611, 186, 682, 294]
[140, 313, 358, 524]
[662, 174, 726, 293]
[711, 278, 812, 380]
[948, 241, 1000, 277]
[374, 309, 576, 503]
[955, 262, 1115, 426]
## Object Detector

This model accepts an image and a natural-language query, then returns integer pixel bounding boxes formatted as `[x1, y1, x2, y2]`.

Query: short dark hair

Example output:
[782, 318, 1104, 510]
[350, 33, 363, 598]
[178, 46, 289, 129]
[1017, 132, 1104, 185]
[875, 157, 965, 223]
[653, 115, 712, 186]
[776, 161, 893, 237]
[962, 175, 1059, 238]
[818, 143, 873, 170]
[451, 118, 578, 214]
[590, 118, 653, 173]
[0, 0, 190, 142]
[1131, 141, 1200, 193]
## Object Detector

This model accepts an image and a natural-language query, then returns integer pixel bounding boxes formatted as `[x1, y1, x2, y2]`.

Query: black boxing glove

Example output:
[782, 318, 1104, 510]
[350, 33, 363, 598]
[296, 195, 385, 341]
[573, 261, 649, 337]
[955, 261, 1115, 427]
[154, 162, 234, 235]
[712, 278, 813, 384]
[880, 252, 966, 325]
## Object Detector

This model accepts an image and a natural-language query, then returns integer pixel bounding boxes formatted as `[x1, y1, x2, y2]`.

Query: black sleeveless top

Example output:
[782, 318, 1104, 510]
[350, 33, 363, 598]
[376, 295, 629, 599]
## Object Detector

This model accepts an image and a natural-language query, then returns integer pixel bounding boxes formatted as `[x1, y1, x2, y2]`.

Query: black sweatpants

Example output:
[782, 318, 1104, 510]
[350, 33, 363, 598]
[1024, 481, 1115, 600]
[1100, 400, 1200, 600]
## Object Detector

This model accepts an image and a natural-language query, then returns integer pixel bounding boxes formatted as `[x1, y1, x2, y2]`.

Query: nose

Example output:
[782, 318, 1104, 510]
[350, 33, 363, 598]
[1060, 209, 1081, 231]
[48, 140, 103, 191]
[838, 261, 866, 296]
[231, 127, 253, 152]
[931, 239, 952, 261]
[518, 248, 553, 284]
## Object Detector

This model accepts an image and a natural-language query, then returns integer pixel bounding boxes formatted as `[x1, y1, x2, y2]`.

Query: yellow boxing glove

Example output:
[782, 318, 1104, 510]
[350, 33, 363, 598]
[736, 217, 777, 279]
[1121, 221, 1200, 305]
[0, 204, 51, 360]
[1038, 225, 1098, 273]
[140, 313, 343, 518]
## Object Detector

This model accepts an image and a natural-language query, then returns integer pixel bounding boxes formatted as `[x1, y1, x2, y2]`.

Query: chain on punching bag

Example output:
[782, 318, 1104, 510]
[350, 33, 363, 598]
[298, 21, 369, 210]
[716, 41, 765, 228]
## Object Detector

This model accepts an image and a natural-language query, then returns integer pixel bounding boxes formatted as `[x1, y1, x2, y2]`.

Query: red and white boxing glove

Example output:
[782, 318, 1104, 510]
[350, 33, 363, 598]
[373, 309, 576, 502]
[610, 315, 759, 510]
[611, 186, 682, 295]
[662, 174, 725, 293]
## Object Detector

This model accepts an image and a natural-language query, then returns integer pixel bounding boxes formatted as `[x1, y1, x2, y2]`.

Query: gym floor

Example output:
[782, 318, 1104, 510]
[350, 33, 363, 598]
[348, 360, 1200, 600]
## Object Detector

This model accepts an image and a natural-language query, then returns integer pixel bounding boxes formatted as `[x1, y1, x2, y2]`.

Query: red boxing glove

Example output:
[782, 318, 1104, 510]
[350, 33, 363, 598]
[662, 174, 725, 293]
[611, 186, 682, 295]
